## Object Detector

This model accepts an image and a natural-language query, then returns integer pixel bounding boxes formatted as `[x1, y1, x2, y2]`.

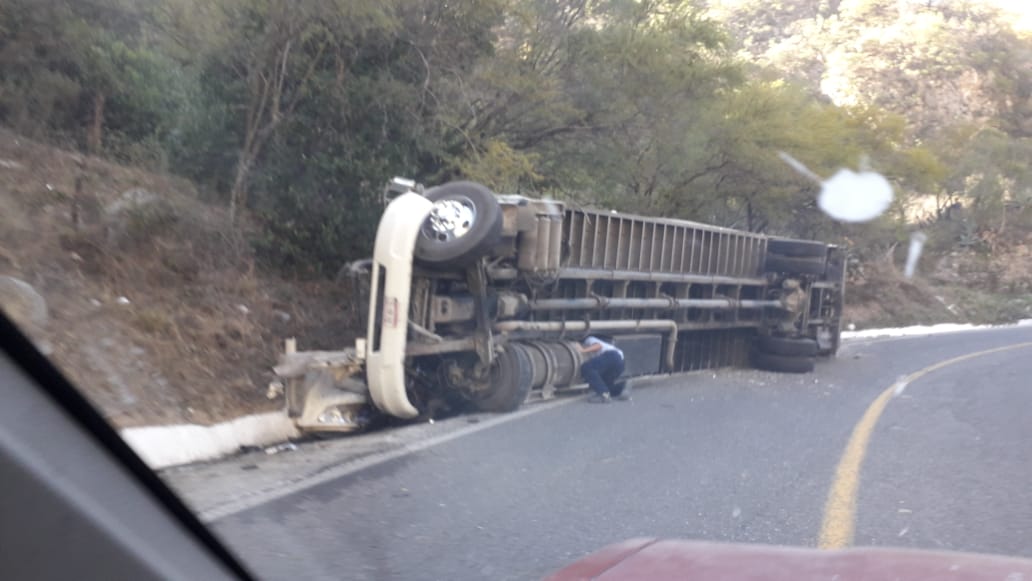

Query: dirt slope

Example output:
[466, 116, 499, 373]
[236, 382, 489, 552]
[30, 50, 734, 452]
[0, 130, 359, 427]
[842, 245, 1032, 330]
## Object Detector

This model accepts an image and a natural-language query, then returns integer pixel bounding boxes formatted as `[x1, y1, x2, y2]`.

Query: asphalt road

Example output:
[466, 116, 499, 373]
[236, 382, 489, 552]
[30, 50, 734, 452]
[166, 326, 1032, 580]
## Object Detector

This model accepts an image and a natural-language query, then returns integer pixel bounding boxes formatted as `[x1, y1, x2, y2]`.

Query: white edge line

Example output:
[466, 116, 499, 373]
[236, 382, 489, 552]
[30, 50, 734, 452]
[199, 395, 582, 522]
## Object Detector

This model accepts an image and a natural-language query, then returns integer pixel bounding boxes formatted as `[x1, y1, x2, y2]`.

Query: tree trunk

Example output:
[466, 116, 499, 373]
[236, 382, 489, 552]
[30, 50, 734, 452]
[229, 153, 254, 223]
[72, 176, 83, 230]
[87, 92, 105, 155]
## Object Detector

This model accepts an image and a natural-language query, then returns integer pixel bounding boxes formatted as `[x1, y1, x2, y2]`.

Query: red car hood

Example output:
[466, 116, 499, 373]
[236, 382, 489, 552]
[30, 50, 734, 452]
[546, 539, 1032, 580]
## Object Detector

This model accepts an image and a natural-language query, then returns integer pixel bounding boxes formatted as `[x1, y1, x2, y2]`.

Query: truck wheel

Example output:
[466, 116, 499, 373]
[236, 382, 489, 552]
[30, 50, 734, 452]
[471, 344, 534, 413]
[766, 238, 828, 258]
[414, 181, 503, 268]
[752, 351, 816, 373]
[764, 253, 826, 275]
[757, 335, 819, 357]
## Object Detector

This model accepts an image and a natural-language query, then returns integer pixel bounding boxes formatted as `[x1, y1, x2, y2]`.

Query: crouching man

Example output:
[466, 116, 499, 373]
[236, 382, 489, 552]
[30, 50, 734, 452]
[577, 336, 631, 403]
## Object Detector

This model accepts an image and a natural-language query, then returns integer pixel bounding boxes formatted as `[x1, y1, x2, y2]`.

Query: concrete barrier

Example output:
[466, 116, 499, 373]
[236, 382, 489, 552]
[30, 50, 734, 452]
[120, 411, 298, 470]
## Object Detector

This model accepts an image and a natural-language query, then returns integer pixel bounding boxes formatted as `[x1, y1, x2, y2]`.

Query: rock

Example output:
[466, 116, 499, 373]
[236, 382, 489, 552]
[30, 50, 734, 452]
[0, 276, 48, 329]
[266, 380, 284, 400]
[0, 159, 23, 170]
[116, 296, 131, 305]
[105, 188, 161, 216]
[36, 340, 54, 356]
[264, 442, 297, 455]
[104, 188, 178, 247]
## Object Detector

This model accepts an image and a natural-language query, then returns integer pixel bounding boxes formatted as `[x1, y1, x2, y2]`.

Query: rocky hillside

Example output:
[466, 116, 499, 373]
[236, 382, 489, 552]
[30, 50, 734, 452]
[707, 0, 1032, 138]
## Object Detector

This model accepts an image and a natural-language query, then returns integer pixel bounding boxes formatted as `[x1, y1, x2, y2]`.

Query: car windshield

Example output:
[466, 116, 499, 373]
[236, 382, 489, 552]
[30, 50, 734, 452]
[2, 0, 1031, 579]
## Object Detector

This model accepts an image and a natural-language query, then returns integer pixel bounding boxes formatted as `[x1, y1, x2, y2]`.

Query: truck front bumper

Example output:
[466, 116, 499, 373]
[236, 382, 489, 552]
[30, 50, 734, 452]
[365, 192, 434, 419]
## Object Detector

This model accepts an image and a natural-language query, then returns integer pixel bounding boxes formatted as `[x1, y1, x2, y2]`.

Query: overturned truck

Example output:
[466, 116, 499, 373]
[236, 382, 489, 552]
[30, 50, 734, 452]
[276, 179, 846, 433]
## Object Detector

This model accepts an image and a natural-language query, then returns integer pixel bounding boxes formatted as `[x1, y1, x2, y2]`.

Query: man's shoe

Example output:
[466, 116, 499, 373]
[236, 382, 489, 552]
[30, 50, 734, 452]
[587, 392, 612, 404]
[613, 379, 632, 401]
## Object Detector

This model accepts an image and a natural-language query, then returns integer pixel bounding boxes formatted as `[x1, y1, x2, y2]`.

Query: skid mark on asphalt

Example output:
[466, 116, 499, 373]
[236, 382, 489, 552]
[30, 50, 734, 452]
[818, 341, 1032, 549]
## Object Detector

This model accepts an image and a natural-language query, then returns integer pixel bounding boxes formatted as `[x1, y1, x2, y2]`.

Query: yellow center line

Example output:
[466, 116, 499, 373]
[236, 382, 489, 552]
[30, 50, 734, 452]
[817, 341, 1032, 549]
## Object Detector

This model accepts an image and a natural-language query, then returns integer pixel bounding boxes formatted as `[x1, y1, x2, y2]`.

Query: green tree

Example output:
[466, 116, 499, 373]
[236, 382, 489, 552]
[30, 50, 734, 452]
[0, 0, 180, 157]
[247, 0, 505, 272]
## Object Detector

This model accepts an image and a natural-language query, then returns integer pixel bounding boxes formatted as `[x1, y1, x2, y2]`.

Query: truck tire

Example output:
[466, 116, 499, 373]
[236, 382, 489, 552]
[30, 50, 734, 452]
[757, 335, 819, 357]
[764, 253, 826, 275]
[414, 181, 503, 268]
[753, 351, 816, 373]
[766, 238, 828, 258]
[471, 344, 534, 413]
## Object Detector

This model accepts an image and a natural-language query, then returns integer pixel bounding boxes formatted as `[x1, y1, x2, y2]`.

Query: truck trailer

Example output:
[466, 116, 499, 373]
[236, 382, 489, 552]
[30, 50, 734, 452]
[275, 179, 846, 433]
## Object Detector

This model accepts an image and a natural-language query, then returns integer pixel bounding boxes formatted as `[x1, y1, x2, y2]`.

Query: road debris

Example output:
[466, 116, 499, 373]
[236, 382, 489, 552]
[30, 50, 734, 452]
[266, 380, 284, 400]
[264, 442, 298, 455]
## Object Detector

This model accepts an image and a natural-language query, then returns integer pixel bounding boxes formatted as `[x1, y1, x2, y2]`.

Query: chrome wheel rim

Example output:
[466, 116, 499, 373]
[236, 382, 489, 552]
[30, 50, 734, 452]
[423, 197, 477, 242]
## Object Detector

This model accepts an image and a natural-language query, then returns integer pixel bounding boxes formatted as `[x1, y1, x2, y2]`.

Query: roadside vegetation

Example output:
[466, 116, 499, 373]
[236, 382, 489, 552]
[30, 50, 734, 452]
[1, 0, 1029, 424]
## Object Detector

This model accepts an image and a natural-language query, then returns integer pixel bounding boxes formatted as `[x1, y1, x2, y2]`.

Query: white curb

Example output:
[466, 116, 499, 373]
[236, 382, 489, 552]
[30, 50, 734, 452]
[842, 319, 1032, 341]
[120, 411, 298, 470]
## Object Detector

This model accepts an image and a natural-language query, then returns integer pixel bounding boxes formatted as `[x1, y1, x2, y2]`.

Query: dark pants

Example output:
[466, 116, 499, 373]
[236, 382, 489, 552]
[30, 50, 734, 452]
[581, 351, 625, 395]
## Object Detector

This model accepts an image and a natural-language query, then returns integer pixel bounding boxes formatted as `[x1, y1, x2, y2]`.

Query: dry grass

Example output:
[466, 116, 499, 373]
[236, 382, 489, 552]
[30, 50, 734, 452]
[844, 241, 1032, 330]
[844, 259, 956, 329]
[130, 308, 174, 337]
